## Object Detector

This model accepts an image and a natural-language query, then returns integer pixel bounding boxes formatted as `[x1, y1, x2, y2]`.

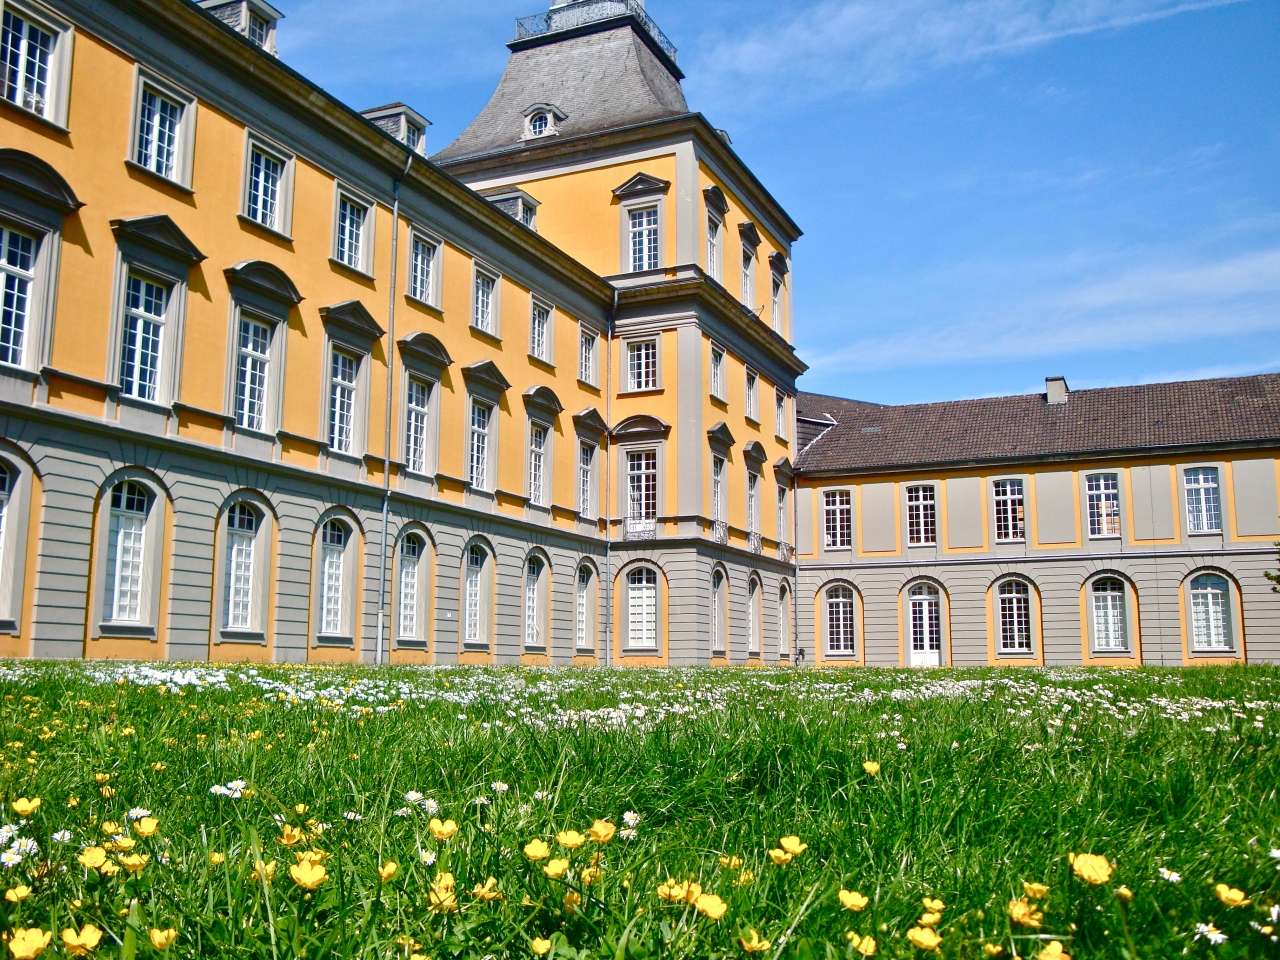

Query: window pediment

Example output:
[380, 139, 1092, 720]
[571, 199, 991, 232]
[612, 414, 670, 441]
[462, 359, 511, 394]
[397, 332, 452, 370]
[773, 456, 795, 481]
[522, 385, 564, 417]
[572, 407, 608, 438]
[111, 215, 205, 266]
[738, 221, 762, 248]
[703, 185, 729, 219]
[707, 421, 736, 450]
[743, 440, 768, 465]
[0, 149, 83, 216]
[224, 260, 303, 308]
[769, 251, 789, 277]
[319, 300, 385, 344]
[613, 173, 671, 200]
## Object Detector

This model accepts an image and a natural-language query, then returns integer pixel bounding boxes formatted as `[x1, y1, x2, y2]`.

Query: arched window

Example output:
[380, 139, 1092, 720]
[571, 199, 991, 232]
[105, 481, 153, 623]
[463, 543, 489, 647]
[826, 585, 856, 655]
[397, 534, 427, 643]
[1190, 574, 1231, 651]
[998, 579, 1032, 653]
[575, 565, 596, 653]
[908, 582, 942, 666]
[224, 502, 260, 630]
[1091, 578, 1127, 650]
[0, 464, 9, 577]
[778, 583, 791, 657]
[529, 112, 549, 137]
[524, 554, 546, 649]
[747, 577, 761, 655]
[710, 569, 726, 655]
[626, 566, 658, 650]
[319, 519, 348, 636]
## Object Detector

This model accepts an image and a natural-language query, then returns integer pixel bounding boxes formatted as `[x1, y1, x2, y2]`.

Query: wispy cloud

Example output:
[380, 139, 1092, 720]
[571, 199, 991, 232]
[687, 0, 1251, 110]
[802, 246, 1280, 374]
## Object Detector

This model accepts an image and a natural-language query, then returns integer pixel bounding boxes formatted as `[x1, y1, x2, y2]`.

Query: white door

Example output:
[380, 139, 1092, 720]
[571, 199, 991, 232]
[909, 585, 943, 667]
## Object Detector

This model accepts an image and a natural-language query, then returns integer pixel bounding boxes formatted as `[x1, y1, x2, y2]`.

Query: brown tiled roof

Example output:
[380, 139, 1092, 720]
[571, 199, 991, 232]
[796, 374, 1280, 475]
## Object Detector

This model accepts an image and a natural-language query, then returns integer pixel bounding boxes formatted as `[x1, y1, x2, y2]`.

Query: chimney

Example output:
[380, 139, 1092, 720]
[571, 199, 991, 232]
[1045, 376, 1069, 405]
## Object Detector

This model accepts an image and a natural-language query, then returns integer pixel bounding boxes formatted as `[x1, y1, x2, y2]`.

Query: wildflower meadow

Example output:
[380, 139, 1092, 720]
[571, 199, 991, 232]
[0, 661, 1277, 959]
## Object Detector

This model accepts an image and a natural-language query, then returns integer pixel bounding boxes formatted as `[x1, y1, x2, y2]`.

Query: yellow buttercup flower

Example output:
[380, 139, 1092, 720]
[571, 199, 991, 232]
[148, 929, 177, 952]
[779, 836, 807, 856]
[119, 853, 149, 873]
[735, 870, 755, 886]
[1069, 853, 1112, 885]
[150, 762, 166, 772]
[531, 938, 552, 956]
[524, 839, 551, 861]
[295, 849, 329, 867]
[1007, 898, 1043, 929]
[839, 890, 870, 911]
[862, 761, 880, 776]
[97, 861, 120, 877]
[983, 945, 1005, 957]
[290, 860, 327, 890]
[906, 927, 942, 952]
[767, 848, 793, 866]
[563, 891, 582, 914]
[917, 911, 942, 928]
[77, 847, 107, 870]
[10, 798, 39, 816]
[294, 804, 309, 816]
[278, 824, 306, 847]
[378, 860, 398, 883]
[429, 818, 458, 841]
[695, 893, 727, 920]
[543, 858, 570, 879]
[719, 856, 744, 870]
[1215, 883, 1250, 907]
[250, 860, 277, 883]
[557, 830, 586, 849]
[105, 837, 136, 853]
[429, 873, 458, 913]
[61, 924, 102, 957]
[133, 817, 159, 838]
[7, 928, 51, 959]
[1023, 882, 1048, 899]
[739, 930, 771, 953]
[208, 852, 225, 866]
[471, 877, 502, 901]
[580, 867, 601, 886]
[846, 933, 877, 957]
[1038, 942, 1069, 960]
[1116, 886, 1133, 903]
[93, 774, 110, 784]
[922, 897, 944, 912]
[588, 820, 616, 844]
[100, 822, 121, 837]
[5, 885, 31, 902]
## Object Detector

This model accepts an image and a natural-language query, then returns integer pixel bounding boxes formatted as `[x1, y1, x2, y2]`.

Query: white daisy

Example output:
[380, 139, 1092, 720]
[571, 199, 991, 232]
[491, 781, 509, 794]
[622, 811, 641, 828]
[419, 849, 437, 866]
[405, 791, 425, 805]
[52, 830, 72, 843]
[126, 808, 151, 821]
[342, 812, 362, 822]
[1194, 923, 1227, 945]
[394, 807, 411, 818]
[1158, 867, 1182, 883]
[0, 851, 22, 868]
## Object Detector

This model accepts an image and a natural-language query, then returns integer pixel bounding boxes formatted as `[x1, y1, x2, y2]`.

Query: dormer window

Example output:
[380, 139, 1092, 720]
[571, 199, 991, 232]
[247, 11, 268, 47]
[478, 187, 540, 232]
[521, 104, 565, 141]
[198, 1, 282, 56]
[360, 103, 431, 156]
[530, 113, 549, 137]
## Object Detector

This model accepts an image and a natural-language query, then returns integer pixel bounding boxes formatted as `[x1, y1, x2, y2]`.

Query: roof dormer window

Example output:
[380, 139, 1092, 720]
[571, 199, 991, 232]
[521, 103, 565, 141]
[198, 0, 282, 56]
[247, 11, 268, 47]
[360, 103, 431, 156]
[529, 113, 549, 137]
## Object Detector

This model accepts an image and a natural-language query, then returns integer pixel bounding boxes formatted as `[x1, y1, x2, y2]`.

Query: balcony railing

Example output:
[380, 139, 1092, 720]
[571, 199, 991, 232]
[624, 516, 657, 541]
[748, 532, 762, 555]
[711, 520, 729, 545]
[515, 0, 677, 63]
[778, 541, 793, 563]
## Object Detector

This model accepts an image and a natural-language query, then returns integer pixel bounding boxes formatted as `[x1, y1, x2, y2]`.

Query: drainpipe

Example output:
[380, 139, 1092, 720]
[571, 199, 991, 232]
[374, 148, 415, 666]
[603, 287, 617, 668]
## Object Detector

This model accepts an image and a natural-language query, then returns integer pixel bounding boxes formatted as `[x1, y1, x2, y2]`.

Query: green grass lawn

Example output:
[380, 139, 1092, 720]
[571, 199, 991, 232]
[0, 662, 1277, 959]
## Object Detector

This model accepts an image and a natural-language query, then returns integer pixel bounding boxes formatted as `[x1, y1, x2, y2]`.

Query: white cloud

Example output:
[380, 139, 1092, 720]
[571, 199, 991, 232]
[687, 0, 1251, 110]
[802, 246, 1280, 374]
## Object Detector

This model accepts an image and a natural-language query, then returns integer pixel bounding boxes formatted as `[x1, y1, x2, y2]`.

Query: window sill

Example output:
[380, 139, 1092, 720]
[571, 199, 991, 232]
[395, 638, 428, 650]
[124, 158, 194, 195]
[0, 364, 38, 383]
[523, 645, 547, 654]
[314, 635, 354, 646]
[1089, 647, 1133, 658]
[0, 97, 68, 133]
[907, 542, 938, 549]
[577, 378, 600, 392]
[617, 388, 663, 398]
[404, 293, 442, 316]
[328, 257, 374, 281]
[528, 354, 555, 372]
[1189, 646, 1237, 658]
[995, 539, 1027, 545]
[173, 401, 235, 426]
[237, 213, 293, 243]
[1187, 530, 1224, 537]
[775, 433, 790, 444]
[1087, 535, 1122, 542]
[710, 394, 728, 407]
[995, 651, 1036, 659]
[231, 423, 277, 444]
[0, 619, 17, 636]
[118, 394, 171, 414]
[469, 324, 501, 344]
[745, 415, 760, 426]
[462, 642, 491, 652]
[327, 448, 363, 467]
[218, 630, 266, 645]
[824, 652, 858, 660]
[97, 623, 156, 639]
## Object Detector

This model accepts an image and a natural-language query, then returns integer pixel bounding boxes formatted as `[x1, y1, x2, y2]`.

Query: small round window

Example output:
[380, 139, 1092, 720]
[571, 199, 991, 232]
[529, 113, 549, 137]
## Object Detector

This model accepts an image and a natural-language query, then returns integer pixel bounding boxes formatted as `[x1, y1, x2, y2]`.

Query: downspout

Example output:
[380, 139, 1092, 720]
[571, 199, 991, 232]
[375, 148, 415, 666]
[603, 287, 617, 668]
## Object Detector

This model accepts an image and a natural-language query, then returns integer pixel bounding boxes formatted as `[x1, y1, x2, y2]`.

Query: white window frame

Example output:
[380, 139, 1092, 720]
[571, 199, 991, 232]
[626, 448, 658, 525]
[625, 565, 659, 650]
[327, 348, 359, 455]
[626, 338, 659, 392]
[471, 262, 500, 336]
[627, 205, 660, 273]
[128, 68, 196, 188]
[906, 484, 937, 546]
[997, 579, 1033, 654]
[578, 328, 597, 386]
[221, 500, 265, 637]
[825, 585, 856, 655]
[578, 441, 595, 517]
[1086, 473, 1121, 539]
[711, 455, 725, 523]
[404, 375, 432, 475]
[89, 475, 164, 638]
[908, 582, 942, 658]
[395, 532, 429, 645]
[710, 568, 726, 655]
[770, 271, 783, 332]
[741, 244, 756, 309]
[529, 297, 552, 364]
[1089, 577, 1127, 652]
[575, 564, 596, 652]
[406, 230, 441, 307]
[318, 518, 347, 637]
[1184, 467, 1222, 534]
[233, 315, 272, 433]
[706, 215, 722, 282]
[523, 553, 546, 649]
[331, 185, 375, 275]
[746, 470, 759, 534]
[709, 343, 725, 401]
[528, 419, 549, 506]
[993, 479, 1026, 543]
[823, 489, 852, 549]
[1189, 573, 1232, 652]
[0, 223, 37, 369]
[774, 388, 789, 439]
[241, 132, 294, 236]
[744, 369, 759, 421]
[778, 583, 791, 657]
[462, 542, 490, 647]
[777, 484, 788, 544]
[103, 480, 151, 624]
[0, 0, 73, 127]
[467, 398, 492, 490]
[116, 271, 169, 404]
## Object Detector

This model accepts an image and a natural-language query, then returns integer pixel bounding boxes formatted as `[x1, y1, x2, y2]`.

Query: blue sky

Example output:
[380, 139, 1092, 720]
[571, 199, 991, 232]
[277, 0, 1280, 405]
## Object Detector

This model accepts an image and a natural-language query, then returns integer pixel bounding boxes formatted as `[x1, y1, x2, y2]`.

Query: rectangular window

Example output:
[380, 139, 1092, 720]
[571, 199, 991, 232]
[578, 442, 594, 515]
[247, 12, 269, 47]
[710, 345, 725, 400]
[398, 540, 420, 639]
[629, 207, 659, 272]
[327, 350, 358, 454]
[827, 588, 856, 653]
[528, 423, 547, 506]
[706, 217, 721, 281]
[576, 566, 591, 649]
[775, 389, 788, 438]
[1190, 575, 1230, 650]
[524, 558, 542, 648]
[335, 195, 366, 270]
[711, 456, 725, 522]
[999, 582, 1032, 652]
[119, 274, 166, 401]
[824, 490, 852, 549]
[906, 485, 937, 545]
[464, 545, 483, 643]
[741, 247, 755, 308]
[1, 10, 54, 117]
[771, 274, 783, 331]
[0, 225, 35, 368]
[246, 146, 283, 230]
[1087, 474, 1121, 538]
[993, 479, 1026, 542]
[473, 271, 495, 333]
[745, 370, 758, 421]
[320, 533, 343, 635]
[777, 485, 788, 543]
[578, 330, 597, 384]
[135, 85, 183, 180]
[627, 449, 658, 521]
[747, 472, 759, 533]
[226, 525, 255, 630]
[404, 377, 431, 474]
[627, 568, 658, 649]
[1091, 580, 1126, 650]
[468, 399, 490, 489]
[409, 236, 436, 302]
[234, 317, 270, 431]
[627, 340, 658, 391]
[105, 489, 147, 623]
[530, 302, 550, 362]
[1184, 467, 1222, 533]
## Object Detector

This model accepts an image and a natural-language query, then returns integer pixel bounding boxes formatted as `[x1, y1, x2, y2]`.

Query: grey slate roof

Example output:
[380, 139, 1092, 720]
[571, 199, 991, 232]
[796, 374, 1280, 474]
[434, 23, 687, 163]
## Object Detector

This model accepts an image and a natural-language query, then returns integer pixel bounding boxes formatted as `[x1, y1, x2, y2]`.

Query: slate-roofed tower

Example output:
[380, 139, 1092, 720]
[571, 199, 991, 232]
[435, 0, 688, 163]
